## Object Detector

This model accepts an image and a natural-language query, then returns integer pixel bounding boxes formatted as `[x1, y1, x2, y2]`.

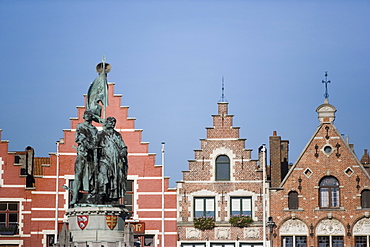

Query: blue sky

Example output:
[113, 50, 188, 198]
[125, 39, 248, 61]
[1, 1, 369, 187]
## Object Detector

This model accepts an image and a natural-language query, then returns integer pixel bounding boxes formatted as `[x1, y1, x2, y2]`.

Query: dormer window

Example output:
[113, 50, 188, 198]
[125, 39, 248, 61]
[215, 155, 230, 181]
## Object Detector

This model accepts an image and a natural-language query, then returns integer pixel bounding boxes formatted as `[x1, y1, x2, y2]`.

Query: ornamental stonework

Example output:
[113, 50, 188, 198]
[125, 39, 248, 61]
[280, 219, 308, 235]
[353, 218, 370, 235]
[316, 219, 345, 235]
[215, 227, 230, 239]
[186, 227, 201, 239]
[244, 228, 259, 239]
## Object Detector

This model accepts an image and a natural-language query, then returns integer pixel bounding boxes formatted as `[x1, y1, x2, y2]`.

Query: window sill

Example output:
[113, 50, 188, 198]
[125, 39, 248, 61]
[314, 207, 345, 211]
[283, 209, 304, 212]
[356, 208, 370, 211]
[0, 233, 19, 236]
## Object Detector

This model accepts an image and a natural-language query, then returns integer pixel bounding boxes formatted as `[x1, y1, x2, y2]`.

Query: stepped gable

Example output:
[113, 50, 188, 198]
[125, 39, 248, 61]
[177, 100, 264, 245]
[183, 102, 259, 182]
[58, 83, 158, 177]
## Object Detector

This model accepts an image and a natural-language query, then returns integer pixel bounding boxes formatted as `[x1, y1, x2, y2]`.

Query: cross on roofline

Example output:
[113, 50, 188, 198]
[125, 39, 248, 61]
[322, 71, 331, 99]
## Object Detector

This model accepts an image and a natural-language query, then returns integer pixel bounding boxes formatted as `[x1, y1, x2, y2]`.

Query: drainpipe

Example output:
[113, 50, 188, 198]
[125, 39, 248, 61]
[261, 144, 267, 247]
[161, 142, 165, 247]
[54, 141, 60, 242]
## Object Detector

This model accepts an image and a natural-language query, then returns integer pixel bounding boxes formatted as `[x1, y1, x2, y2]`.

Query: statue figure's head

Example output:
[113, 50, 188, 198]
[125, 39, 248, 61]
[105, 116, 116, 129]
[83, 110, 94, 121]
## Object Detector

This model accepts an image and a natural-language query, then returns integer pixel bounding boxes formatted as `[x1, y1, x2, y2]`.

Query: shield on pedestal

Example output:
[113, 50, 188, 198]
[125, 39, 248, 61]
[77, 215, 89, 230]
[106, 215, 118, 230]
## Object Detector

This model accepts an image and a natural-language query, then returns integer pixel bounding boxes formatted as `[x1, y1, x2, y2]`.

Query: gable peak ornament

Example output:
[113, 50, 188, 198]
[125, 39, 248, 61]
[316, 72, 336, 123]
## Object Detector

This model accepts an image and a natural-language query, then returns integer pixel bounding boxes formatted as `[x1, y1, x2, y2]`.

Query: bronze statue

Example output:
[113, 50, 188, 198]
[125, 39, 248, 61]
[70, 110, 98, 205]
[70, 60, 128, 206]
[96, 117, 128, 204]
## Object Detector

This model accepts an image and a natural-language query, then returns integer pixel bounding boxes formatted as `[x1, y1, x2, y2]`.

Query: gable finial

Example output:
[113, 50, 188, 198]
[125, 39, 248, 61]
[219, 76, 227, 102]
[322, 71, 331, 99]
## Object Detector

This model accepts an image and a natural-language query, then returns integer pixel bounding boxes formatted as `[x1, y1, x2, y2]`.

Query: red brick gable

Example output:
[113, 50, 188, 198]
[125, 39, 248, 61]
[270, 101, 370, 247]
[280, 123, 370, 188]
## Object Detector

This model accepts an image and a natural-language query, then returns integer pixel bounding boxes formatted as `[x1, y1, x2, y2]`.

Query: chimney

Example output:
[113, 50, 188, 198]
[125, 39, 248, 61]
[269, 131, 289, 188]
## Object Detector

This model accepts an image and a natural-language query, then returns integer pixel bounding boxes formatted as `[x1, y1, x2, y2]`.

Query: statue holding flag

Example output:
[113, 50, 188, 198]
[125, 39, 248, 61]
[87, 57, 110, 123]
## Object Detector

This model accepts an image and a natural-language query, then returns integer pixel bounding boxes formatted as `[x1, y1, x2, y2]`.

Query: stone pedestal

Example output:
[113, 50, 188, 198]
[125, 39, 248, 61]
[66, 205, 133, 247]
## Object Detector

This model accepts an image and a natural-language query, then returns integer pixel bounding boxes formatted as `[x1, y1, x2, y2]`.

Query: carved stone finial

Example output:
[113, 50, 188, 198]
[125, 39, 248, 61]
[316, 100, 337, 123]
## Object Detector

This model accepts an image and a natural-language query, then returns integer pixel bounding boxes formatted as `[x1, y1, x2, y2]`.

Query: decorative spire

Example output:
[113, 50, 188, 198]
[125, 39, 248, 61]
[322, 71, 331, 99]
[219, 76, 227, 102]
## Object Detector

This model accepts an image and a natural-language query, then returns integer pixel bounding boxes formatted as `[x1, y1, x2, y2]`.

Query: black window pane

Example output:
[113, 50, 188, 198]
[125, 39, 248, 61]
[8, 204, 18, 211]
[125, 195, 132, 205]
[126, 180, 133, 192]
[0, 204, 6, 211]
[355, 236, 367, 247]
[9, 213, 18, 223]
[0, 213, 5, 223]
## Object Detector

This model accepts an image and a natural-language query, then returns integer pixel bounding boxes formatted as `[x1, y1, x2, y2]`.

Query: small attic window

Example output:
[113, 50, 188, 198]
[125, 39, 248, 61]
[304, 168, 313, 178]
[324, 146, 332, 154]
[344, 167, 354, 177]
[14, 156, 21, 164]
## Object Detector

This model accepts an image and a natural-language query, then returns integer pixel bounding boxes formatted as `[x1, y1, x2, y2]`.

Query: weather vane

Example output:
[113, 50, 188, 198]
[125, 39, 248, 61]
[219, 76, 227, 102]
[322, 71, 331, 99]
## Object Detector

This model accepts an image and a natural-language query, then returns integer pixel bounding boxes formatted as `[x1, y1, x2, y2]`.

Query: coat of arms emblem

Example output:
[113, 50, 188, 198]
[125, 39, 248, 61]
[106, 215, 118, 230]
[77, 215, 89, 230]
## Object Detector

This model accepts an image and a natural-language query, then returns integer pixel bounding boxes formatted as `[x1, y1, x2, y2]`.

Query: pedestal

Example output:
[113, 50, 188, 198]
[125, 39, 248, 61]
[66, 205, 133, 247]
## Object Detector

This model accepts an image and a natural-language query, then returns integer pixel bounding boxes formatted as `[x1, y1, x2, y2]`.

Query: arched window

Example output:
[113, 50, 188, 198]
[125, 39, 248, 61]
[288, 191, 299, 210]
[215, 155, 230, 181]
[361, 190, 370, 208]
[319, 176, 340, 208]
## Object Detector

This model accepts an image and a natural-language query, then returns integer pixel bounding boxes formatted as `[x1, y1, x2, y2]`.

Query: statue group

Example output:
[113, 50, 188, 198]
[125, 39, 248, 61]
[70, 61, 128, 206]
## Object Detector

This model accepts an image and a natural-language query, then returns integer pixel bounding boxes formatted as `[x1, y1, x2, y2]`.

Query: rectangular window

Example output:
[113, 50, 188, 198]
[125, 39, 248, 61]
[231, 197, 252, 216]
[47, 234, 55, 246]
[68, 180, 74, 208]
[318, 236, 329, 247]
[332, 236, 343, 247]
[194, 198, 215, 218]
[240, 244, 263, 247]
[355, 236, 367, 247]
[0, 202, 19, 235]
[124, 180, 134, 214]
[210, 244, 235, 247]
[134, 235, 154, 246]
[282, 236, 306, 247]
[181, 244, 206, 247]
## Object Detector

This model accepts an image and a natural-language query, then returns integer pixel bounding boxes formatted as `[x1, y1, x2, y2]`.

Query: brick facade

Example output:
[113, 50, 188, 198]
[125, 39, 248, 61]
[0, 82, 177, 247]
[177, 102, 265, 247]
[269, 99, 370, 247]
